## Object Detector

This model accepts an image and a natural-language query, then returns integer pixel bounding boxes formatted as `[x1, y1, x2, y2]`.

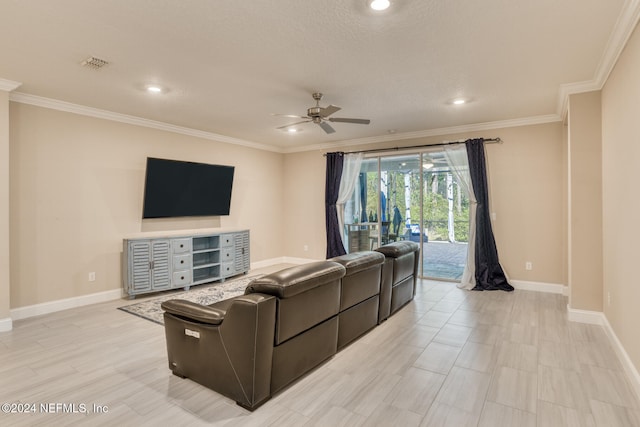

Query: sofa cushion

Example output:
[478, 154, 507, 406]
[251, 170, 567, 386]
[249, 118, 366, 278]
[376, 241, 419, 284]
[375, 241, 419, 258]
[330, 251, 384, 311]
[246, 261, 345, 345]
[329, 251, 385, 275]
[245, 261, 345, 298]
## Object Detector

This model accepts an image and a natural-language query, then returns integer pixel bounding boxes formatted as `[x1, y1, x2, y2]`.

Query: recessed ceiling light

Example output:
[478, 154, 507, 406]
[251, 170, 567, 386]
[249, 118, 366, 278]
[453, 99, 466, 105]
[146, 85, 163, 94]
[369, 0, 390, 11]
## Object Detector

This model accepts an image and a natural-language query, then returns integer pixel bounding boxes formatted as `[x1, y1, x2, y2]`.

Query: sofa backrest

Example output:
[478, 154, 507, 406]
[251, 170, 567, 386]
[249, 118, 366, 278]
[376, 241, 420, 284]
[329, 251, 384, 311]
[245, 261, 345, 345]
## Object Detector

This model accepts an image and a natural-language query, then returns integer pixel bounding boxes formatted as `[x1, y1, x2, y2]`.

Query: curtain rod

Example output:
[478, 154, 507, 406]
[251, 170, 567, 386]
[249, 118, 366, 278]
[324, 137, 502, 156]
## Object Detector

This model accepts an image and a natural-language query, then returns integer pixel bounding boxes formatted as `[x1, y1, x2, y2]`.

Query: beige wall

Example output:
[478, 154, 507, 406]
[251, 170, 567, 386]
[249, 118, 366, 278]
[602, 23, 640, 376]
[0, 91, 9, 323]
[7, 101, 567, 309]
[567, 91, 603, 311]
[284, 122, 566, 285]
[283, 150, 327, 260]
[9, 103, 284, 308]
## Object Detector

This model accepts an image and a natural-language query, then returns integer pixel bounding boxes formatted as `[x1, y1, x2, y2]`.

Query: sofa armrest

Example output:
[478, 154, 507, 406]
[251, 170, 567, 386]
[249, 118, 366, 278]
[161, 299, 226, 325]
[162, 293, 277, 410]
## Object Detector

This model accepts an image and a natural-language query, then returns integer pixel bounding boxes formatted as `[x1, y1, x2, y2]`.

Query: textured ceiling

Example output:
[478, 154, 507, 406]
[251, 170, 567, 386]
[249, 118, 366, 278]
[0, 0, 633, 151]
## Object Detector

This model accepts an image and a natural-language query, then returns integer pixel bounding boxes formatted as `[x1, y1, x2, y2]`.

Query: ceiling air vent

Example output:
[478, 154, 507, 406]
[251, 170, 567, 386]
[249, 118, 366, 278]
[80, 56, 109, 70]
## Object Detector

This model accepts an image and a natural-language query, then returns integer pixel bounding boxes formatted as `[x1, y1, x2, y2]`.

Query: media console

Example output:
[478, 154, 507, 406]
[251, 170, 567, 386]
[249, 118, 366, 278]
[122, 229, 250, 298]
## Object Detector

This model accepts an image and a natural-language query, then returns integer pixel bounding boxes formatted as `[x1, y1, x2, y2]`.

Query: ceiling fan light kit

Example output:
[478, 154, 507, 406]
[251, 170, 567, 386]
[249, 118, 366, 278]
[275, 92, 371, 135]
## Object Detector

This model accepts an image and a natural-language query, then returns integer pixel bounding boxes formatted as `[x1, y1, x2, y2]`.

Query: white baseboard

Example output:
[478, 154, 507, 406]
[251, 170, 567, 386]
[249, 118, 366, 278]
[0, 317, 13, 332]
[567, 305, 606, 325]
[8, 259, 318, 322]
[10, 289, 123, 321]
[510, 280, 567, 295]
[602, 316, 640, 402]
[567, 305, 640, 402]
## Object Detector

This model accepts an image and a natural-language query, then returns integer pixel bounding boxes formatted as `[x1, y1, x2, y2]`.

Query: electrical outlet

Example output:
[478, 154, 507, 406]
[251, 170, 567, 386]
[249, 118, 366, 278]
[607, 292, 611, 306]
[89, 272, 96, 282]
[303, 245, 309, 252]
[525, 262, 532, 271]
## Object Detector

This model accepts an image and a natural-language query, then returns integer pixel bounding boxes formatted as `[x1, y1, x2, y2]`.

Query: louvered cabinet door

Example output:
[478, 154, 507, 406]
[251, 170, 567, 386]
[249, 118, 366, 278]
[234, 230, 250, 274]
[150, 240, 171, 290]
[128, 241, 152, 294]
[125, 239, 172, 297]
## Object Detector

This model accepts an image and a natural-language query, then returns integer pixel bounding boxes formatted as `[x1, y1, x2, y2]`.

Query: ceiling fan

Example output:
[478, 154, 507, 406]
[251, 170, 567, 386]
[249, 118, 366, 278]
[273, 92, 370, 134]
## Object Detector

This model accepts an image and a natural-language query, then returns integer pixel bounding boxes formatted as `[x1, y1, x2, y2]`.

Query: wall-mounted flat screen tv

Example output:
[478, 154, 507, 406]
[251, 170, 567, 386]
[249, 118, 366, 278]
[142, 157, 234, 218]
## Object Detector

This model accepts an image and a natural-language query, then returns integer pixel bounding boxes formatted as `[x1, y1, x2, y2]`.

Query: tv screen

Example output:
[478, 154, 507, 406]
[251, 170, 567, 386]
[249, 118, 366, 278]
[142, 157, 234, 218]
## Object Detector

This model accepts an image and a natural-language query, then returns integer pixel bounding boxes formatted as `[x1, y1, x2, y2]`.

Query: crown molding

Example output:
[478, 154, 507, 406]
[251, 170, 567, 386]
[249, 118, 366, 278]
[0, 78, 22, 92]
[10, 90, 562, 156]
[556, 0, 640, 119]
[283, 114, 562, 154]
[594, 0, 640, 86]
[556, 80, 602, 121]
[9, 92, 284, 153]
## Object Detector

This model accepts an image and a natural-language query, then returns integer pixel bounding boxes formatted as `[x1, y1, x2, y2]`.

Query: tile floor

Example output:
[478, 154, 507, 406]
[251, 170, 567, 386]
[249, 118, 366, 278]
[0, 273, 639, 426]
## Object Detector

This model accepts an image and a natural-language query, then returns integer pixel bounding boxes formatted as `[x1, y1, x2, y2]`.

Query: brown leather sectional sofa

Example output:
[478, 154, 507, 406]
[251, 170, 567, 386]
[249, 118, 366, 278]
[161, 241, 420, 410]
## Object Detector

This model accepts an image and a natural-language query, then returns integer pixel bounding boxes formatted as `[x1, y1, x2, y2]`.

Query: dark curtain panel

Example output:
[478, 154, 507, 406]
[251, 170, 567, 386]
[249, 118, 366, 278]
[325, 152, 347, 258]
[359, 173, 368, 222]
[466, 138, 514, 291]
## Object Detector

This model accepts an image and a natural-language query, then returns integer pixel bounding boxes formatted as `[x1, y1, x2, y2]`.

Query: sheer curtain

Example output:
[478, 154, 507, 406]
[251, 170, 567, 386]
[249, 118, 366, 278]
[443, 145, 476, 290]
[336, 153, 363, 249]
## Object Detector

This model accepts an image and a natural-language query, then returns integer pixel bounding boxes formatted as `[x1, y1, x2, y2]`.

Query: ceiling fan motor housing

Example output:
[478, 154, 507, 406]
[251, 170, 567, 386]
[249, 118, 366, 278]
[308, 107, 322, 117]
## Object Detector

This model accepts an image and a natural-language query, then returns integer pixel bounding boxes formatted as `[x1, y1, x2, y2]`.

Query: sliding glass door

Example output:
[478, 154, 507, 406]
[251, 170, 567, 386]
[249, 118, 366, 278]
[342, 158, 379, 253]
[421, 151, 469, 280]
[342, 150, 470, 282]
[379, 154, 422, 245]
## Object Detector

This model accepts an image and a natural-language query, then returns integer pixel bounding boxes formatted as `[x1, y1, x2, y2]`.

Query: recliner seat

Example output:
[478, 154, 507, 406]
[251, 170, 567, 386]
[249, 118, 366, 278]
[329, 251, 385, 349]
[376, 240, 420, 321]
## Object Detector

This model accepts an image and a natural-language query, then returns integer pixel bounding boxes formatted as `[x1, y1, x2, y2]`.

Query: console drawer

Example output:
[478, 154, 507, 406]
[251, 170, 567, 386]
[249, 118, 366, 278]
[221, 262, 235, 277]
[173, 254, 192, 270]
[172, 238, 192, 254]
[173, 270, 192, 286]
[221, 247, 234, 263]
[221, 234, 235, 248]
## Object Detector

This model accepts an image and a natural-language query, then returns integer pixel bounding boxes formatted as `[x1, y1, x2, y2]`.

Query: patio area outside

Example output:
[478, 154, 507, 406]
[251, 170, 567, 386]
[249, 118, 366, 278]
[421, 241, 468, 281]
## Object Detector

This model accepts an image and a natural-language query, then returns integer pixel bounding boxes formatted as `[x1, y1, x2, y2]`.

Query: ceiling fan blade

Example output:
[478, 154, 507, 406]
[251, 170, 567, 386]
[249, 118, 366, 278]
[328, 117, 371, 125]
[276, 120, 311, 130]
[319, 105, 341, 117]
[271, 113, 308, 119]
[318, 121, 336, 134]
